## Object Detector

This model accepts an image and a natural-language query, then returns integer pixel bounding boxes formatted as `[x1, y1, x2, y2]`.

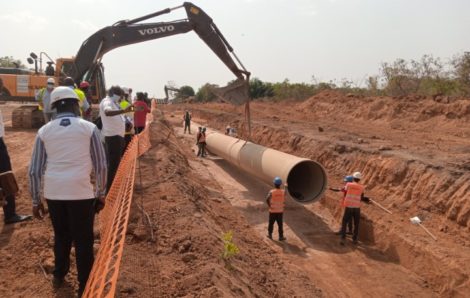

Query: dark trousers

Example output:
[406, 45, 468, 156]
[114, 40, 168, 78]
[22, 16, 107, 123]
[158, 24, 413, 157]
[184, 122, 191, 133]
[1, 137, 16, 219]
[135, 126, 144, 134]
[197, 142, 206, 157]
[123, 134, 132, 153]
[341, 207, 360, 240]
[105, 136, 124, 192]
[268, 212, 284, 239]
[46, 199, 95, 290]
[341, 208, 353, 233]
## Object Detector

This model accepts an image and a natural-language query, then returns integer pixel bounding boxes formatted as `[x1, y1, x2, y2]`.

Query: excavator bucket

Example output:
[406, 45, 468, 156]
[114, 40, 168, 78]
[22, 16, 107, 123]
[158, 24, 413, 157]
[211, 79, 250, 105]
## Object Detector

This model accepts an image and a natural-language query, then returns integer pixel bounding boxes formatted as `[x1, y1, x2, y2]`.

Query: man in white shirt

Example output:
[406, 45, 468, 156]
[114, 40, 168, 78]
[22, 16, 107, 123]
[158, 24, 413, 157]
[99, 86, 133, 191]
[29, 86, 107, 296]
[35, 77, 57, 122]
[0, 109, 32, 224]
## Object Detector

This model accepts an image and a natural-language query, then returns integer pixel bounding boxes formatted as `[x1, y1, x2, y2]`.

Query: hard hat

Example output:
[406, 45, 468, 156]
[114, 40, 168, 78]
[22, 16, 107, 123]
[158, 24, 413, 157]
[273, 176, 282, 186]
[352, 172, 362, 179]
[47, 78, 55, 84]
[79, 81, 90, 89]
[343, 175, 353, 183]
[50, 86, 79, 105]
[122, 87, 129, 95]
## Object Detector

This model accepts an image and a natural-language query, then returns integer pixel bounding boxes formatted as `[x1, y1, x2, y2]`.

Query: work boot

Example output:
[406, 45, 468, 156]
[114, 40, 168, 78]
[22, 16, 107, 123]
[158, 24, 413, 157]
[267, 234, 272, 240]
[339, 239, 345, 246]
[4, 214, 33, 224]
[279, 236, 286, 241]
[352, 239, 358, 245]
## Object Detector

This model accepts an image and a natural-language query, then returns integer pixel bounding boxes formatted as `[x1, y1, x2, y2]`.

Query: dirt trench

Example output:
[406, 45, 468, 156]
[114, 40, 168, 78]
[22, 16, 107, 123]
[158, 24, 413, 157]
[162, 99, 470, 297]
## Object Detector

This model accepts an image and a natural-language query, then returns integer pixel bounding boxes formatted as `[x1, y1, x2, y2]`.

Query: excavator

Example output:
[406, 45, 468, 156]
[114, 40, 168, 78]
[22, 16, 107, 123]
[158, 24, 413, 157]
[0, 2, 251, 129]
[163, 85, 195, 103]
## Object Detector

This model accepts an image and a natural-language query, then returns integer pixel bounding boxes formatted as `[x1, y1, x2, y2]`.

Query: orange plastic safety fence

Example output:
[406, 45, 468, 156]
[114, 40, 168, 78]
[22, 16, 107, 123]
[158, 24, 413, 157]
[83, 110, 153, 298]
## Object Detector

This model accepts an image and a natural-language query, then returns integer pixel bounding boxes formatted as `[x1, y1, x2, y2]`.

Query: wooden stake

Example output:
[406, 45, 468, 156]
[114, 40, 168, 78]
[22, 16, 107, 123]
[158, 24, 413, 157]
[418, 223, 438, 241]
[369, 199, 393, 214]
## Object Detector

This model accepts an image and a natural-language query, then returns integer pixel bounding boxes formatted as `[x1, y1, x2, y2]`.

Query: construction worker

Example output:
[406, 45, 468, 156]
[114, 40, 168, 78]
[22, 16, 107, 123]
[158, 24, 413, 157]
[196, 126, 203, 156]
[183, 110, 191, 134]
[199, 127, 207, 157]
[35, 77, 56, 122]
[63, 77, 90, 117]
[266, 177, 287, 241]
[133, 92, 150, 134]
[0, 108, 32, 224]
[28, 86, 107, 296]
[79, 81, 92, 120]
[332, 175, 354, 235]
[120, 87, 134, 151]
[339, 172, 370, 245]
[99, 86, 133, 192]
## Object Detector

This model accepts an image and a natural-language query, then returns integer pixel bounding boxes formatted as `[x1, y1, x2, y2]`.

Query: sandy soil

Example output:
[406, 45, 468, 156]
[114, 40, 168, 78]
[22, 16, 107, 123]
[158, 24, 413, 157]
[1, 90, 469, 297]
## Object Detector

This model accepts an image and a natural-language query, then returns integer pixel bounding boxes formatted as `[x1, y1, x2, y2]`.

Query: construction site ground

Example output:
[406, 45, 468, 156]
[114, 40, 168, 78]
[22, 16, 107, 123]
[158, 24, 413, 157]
[1, 90, 469, 297]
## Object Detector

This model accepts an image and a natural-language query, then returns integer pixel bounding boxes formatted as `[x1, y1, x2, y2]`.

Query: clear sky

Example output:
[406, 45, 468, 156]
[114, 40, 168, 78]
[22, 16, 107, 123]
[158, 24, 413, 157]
[1, 0, 469, 97]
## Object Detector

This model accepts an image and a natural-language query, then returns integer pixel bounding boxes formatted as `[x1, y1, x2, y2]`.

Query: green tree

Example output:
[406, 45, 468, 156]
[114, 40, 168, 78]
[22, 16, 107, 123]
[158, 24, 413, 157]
[179, 85, 195, 98]
[452, 52, 470, 96]
[249, 78, 274, 99]
[195, 83, 217, 102]
[0, 56, 26, 68]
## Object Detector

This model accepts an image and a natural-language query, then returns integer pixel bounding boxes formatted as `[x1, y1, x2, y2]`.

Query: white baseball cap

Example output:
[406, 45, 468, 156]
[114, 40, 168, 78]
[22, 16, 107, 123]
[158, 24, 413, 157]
[47, 78, 55, 84]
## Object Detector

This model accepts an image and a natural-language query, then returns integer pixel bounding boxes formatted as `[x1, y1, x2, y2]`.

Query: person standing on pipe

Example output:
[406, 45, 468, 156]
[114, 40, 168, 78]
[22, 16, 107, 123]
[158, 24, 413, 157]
[266, 177, 287, 241]
[339, 172, 370, 245]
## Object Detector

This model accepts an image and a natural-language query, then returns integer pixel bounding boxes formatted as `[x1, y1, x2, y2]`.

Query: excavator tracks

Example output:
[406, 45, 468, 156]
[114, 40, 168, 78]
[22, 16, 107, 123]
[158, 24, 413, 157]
[11, 106, 44, 129]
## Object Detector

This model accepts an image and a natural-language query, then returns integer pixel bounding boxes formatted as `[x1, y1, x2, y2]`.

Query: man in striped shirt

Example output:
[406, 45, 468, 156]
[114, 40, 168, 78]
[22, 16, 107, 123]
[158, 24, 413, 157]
[28, 87, 107, 296]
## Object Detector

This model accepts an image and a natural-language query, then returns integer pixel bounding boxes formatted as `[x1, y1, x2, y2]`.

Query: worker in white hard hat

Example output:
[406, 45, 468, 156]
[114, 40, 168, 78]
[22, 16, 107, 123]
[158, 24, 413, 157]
[339, 171, 370, 245]
[35, 77, 56, 122]
[28, 86, 107, 296]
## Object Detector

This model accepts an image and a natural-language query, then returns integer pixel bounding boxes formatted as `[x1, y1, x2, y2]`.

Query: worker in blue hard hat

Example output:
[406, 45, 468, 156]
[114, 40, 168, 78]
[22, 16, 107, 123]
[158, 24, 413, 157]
[266, 176, 286, 241]
[332, 175, 355, 235]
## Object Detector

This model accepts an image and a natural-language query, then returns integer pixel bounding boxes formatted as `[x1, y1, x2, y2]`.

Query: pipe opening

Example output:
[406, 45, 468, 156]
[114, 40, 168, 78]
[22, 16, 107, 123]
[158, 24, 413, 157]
[287, 160, 327, 203]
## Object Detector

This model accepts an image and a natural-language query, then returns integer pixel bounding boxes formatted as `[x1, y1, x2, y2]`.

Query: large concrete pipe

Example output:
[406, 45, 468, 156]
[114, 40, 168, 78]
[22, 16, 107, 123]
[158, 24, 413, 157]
[205, 132, 327, 203]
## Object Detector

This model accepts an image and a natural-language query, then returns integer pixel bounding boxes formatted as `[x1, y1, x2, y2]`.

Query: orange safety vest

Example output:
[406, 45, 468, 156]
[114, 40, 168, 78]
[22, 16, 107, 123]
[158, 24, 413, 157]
[269, 189, 285, 213]
[199, 132, 206, 143]
[343, 182, 364, 208]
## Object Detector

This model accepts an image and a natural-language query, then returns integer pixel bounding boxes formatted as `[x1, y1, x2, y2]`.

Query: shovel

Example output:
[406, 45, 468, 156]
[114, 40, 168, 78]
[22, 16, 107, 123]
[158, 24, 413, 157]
[410, 216, 437, 241]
